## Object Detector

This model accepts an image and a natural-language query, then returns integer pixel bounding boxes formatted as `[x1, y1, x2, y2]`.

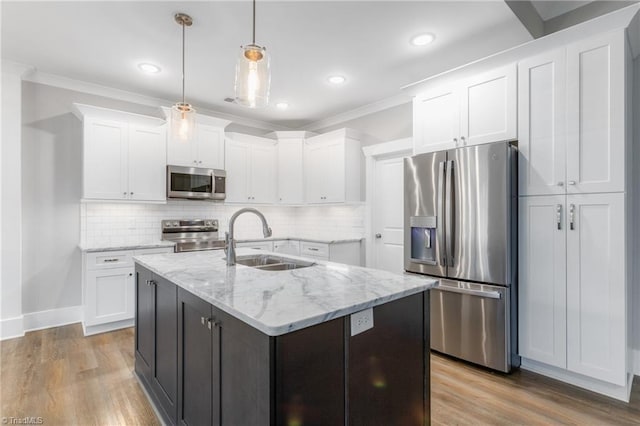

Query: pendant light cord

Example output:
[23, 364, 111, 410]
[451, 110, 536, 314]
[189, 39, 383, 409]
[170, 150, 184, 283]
[182, 20, 186, 105]
[252, 0, 256, 45]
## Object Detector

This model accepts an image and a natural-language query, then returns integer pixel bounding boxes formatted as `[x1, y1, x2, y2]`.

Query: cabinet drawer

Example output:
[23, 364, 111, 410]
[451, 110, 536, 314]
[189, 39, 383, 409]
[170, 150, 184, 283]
[300, 242, 329, 259]
[86, 251, 133, 270]
[237, 241, 274, 252]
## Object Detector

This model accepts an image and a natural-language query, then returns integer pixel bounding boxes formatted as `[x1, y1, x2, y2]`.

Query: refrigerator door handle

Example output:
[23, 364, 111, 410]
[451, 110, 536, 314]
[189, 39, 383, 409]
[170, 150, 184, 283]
[445, 160, 455, 267]
[435, 281, 502, 299]
[437, 161, 446, 266]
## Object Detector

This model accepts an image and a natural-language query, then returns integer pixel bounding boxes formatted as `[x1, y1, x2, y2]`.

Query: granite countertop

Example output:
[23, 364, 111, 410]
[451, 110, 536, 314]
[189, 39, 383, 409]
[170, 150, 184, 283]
[133, 249, 436, 336]
[79, 241, 176, 253]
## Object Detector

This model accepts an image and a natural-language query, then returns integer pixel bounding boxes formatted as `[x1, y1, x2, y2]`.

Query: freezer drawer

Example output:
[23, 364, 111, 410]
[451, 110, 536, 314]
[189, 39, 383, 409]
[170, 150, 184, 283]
[431, 279, 511, 372]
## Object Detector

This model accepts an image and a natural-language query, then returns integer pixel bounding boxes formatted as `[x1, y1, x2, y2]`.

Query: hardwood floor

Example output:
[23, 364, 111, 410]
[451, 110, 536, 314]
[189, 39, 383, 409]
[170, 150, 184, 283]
[1, 324, 639, 425]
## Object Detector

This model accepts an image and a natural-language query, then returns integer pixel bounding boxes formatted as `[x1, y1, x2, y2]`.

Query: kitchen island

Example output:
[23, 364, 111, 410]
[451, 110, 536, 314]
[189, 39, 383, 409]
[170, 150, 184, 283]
[133, 249, 436, 426]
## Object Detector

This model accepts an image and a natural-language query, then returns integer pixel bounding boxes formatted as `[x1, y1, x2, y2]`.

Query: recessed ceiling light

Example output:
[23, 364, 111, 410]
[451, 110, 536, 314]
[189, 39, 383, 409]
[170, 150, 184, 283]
[328, 75, 346, 85]
[137, 62, 161, 74]
[276, 102, 289, 110]
[410, 33, 435, 46]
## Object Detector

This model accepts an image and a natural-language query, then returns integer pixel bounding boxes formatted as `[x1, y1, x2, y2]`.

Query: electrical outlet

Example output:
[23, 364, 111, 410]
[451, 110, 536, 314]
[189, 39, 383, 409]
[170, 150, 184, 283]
[350, 308, 374, 336]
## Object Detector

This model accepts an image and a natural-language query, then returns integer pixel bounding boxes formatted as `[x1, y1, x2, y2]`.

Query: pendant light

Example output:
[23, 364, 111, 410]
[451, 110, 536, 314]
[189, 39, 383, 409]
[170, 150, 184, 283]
[172, 13, 196, 142]
[235, 0, 271, 108]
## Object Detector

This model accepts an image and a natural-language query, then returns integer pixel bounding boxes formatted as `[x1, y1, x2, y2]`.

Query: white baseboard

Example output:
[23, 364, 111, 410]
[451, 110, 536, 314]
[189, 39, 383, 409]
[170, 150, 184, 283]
[0, 315, 25, 340]
[22, 305, 83, 333]
[82, 318, 133, 336]
[521, 358, 632, 402]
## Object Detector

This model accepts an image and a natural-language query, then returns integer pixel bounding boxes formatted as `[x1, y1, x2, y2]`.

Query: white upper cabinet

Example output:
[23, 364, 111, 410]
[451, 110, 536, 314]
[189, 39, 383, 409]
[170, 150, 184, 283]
[163, 108, 230, 170]
[270, 132, 310, 205]
[566, 31, 625, 194]
[413, 86, 459, 154]
[225, 133, 277, 204]
[304, 129, 363, 204]
[518, 50, 567, 196]
[460, 64, 517, 146]
[73, 104, 167, 202]
[413, 64, 516, 155]
[519, 32, 626, 196]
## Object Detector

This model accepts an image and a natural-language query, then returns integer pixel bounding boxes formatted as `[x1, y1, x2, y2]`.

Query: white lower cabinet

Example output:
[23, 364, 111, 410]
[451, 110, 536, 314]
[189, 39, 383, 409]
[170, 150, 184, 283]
[273, 240, 300, 256]
[236, 241, 274, 252]
[299, 241, 362, 266]
[82, 246, 173, 335]
[519, 192, 627, 386]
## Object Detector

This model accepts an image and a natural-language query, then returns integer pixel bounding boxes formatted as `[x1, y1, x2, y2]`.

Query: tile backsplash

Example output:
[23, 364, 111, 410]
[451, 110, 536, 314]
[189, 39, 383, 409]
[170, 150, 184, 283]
[80, 201, 365, 248]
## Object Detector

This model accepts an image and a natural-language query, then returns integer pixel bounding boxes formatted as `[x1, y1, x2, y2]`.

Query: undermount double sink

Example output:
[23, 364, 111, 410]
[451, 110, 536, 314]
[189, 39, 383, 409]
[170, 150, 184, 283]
[235, 254, 316, 271]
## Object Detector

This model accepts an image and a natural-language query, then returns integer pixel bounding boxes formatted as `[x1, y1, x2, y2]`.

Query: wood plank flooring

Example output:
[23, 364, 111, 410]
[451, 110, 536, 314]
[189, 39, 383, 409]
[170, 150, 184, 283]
[1, 324, 639, 425]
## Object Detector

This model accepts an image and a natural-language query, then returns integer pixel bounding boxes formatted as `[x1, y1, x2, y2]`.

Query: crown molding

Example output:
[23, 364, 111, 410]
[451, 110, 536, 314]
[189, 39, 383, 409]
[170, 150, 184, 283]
[303, 92, 411, 132]
[1, 60, 35, 77]
[20, 68, 288, 131]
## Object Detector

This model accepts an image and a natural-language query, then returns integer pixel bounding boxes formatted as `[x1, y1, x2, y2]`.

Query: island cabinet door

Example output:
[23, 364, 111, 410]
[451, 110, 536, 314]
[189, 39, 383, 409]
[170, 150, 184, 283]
[135, 266, 154, 380]
[177, 288, 220, 426]
[274, 318, 345, 426]
[349, 292, 428, 426]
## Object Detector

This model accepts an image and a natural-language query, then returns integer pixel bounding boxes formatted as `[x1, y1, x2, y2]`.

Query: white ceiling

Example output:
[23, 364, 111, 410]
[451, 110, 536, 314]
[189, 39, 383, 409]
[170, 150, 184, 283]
[2, 1, 532, 128]
[531, 0, 592, 20]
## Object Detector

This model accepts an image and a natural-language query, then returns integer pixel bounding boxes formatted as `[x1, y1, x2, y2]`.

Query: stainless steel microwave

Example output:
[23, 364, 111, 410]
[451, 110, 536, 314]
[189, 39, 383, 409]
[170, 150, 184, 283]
[167, 165, 226, 201]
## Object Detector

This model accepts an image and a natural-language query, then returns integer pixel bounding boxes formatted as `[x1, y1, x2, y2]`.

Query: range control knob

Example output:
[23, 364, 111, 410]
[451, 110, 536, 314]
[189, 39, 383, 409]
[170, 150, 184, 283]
[173, 222, 179, 227]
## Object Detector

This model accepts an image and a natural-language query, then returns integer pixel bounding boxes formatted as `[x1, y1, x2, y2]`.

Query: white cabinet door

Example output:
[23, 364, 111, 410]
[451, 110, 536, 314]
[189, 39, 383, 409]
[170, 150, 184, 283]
[84, 118, 128, 200]
[249, 142, 277, 204]
[128, 125, 166, 201]
[322, 140, 346, 203]
[566, 192, 626, 385]
[273, 240, 300, 256]
[413, 86, 459, 154]
[196, 124, 225, 169]
[225, 140, 250, 203]
[460, 64, 517, 146]
[304, 141, 327, 203]
[277, 139, 304, 204]
[85, 267, 134, 326]
[566, 32, 625, 194]
[518, 50, 567, 196]
[518, 196, 567, 368]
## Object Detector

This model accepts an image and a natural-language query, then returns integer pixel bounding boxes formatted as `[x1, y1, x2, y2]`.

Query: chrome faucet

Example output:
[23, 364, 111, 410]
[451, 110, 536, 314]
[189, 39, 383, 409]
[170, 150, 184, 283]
[225, 208, 272, 266]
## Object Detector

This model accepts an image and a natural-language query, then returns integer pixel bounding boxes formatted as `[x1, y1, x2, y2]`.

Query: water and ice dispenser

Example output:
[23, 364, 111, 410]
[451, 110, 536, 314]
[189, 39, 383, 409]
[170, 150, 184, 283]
[409, 216, 437, 265]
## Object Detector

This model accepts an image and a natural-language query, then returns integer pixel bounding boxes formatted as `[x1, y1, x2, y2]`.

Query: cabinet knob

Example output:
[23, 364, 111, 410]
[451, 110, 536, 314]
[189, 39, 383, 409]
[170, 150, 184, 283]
[557, 182, 564, 187]
[453, 138, 458, 145]
[130, 192, 134, 195]
[460, 136, 466, 145]
[375, 233, 382, 239]
[198, 161, 202, 164]
[129, 273, 133, 277]
[193, 160, 197, 164]
[123, 192, 127, 196]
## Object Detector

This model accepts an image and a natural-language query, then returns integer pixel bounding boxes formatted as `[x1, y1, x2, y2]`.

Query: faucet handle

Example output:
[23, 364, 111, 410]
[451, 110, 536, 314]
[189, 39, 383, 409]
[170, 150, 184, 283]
[265, 227, 273, 238]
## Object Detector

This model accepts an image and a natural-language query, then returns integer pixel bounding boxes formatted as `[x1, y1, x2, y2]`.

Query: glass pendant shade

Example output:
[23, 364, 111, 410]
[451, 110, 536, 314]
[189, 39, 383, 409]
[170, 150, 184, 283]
[235, 44, 270, 108]
[171, 103, 196, 143]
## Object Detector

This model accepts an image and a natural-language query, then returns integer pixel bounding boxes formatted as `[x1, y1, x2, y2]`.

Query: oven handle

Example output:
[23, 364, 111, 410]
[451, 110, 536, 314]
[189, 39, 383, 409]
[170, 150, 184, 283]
[435, 281, 502, 299]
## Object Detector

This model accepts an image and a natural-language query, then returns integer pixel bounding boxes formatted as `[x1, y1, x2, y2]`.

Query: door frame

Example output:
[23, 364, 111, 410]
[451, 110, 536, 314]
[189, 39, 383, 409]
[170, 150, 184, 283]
[362, 138, 413, 268]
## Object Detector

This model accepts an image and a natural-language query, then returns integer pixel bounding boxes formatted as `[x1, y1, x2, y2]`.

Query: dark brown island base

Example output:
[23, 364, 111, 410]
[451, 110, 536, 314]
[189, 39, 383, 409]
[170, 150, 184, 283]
[134, 264, 431, 426]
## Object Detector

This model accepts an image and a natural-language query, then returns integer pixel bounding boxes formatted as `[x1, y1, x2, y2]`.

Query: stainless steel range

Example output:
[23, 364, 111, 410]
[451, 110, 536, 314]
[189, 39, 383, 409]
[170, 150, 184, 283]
[161, 219, 225, 253]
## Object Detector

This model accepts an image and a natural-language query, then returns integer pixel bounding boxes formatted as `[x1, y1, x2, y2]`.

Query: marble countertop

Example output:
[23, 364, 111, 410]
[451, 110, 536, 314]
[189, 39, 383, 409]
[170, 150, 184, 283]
[133, 249, 436, 336]
[79, 236, 363, 253]
[79, 241, 176, 253]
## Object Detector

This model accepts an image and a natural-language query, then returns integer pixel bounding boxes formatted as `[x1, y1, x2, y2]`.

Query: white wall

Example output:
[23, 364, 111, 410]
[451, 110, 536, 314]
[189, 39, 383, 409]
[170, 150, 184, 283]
[1, 66, 28, 338]
[315, 102, 412, 146]
[634, 55, 640, 375]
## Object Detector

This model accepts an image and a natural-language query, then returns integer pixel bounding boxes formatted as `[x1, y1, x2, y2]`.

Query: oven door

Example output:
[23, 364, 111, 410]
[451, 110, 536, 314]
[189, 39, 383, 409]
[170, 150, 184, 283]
[167, 165, 225, 200]
[430, 279, 511, 372]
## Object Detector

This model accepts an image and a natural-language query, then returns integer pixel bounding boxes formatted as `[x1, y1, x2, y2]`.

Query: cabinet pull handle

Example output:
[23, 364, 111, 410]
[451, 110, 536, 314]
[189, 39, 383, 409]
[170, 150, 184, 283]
[308, 247, 319, 251]
[147, 279, 156, 286]
[460, 136, 466, 145]
[568, 181, 576, 186]
[556, 204, 562, 230]
[569, 204, 575, 230]
[104, 258, 118, 262]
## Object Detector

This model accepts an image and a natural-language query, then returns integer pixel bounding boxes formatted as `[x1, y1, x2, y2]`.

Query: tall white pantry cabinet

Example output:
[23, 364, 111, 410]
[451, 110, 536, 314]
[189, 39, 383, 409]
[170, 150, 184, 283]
[518, 30, 634, 398]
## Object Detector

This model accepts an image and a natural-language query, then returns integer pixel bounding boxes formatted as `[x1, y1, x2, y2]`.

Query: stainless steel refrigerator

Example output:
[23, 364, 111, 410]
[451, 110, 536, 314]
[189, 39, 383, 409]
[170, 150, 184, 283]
[404, 141, 519, 372]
